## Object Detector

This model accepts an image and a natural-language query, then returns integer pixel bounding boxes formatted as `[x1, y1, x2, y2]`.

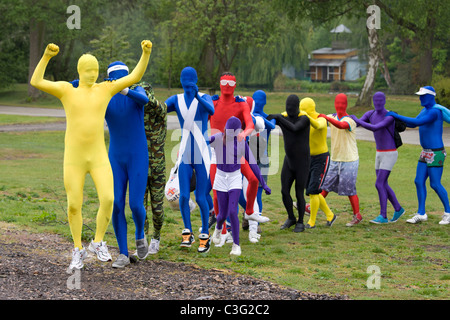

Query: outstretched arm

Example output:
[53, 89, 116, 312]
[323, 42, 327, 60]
[433, 104, 450, 123]
[318, 114, 350, 130]
[108, 40, 152, 95]
[269, 113, 309, 132]
[351, 114, 394, 132]
[386, 109, 439, 128]
[30, 43, 71, 98]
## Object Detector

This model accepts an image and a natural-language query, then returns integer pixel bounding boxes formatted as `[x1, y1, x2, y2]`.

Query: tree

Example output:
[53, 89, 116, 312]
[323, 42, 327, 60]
[172, 0, 277, 86]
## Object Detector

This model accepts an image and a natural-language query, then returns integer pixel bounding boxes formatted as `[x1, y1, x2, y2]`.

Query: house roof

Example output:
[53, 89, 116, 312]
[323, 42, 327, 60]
[309, 59, 345, 67]
[330, 24, 352, 33]
[311, 47, 357, 55]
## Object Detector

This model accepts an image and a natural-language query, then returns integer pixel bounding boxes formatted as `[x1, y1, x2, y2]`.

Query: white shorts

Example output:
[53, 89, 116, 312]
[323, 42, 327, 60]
[375, 150, 398, 171]
[213, 169, 242, 192]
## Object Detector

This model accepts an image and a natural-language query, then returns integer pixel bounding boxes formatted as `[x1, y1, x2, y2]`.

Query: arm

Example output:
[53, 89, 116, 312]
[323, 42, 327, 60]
[108, 40, 152, 95]
[165, 95, 177, 113]
[125, 86, 149, 106]
[318, 114, 350, 130]
[433, 104, 450, 123]
[196, 91, 215, 115]
[245, 142, 271, 195]
[238, 103, 255, 141]
[304, 113, 326, 130]
[351, 114, 394, 132]
[387, 109, 439, 127]
[30, 43, 71, 99]
[272, 114, 310, 132]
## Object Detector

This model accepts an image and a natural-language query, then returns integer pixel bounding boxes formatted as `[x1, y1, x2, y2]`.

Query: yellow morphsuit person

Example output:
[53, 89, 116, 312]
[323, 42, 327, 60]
[30, 41, 152, 267]
[299, 98, 336, 228]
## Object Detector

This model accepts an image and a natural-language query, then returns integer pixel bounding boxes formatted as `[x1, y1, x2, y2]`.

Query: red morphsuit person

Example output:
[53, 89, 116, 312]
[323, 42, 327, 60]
[210, 72, 270, 225]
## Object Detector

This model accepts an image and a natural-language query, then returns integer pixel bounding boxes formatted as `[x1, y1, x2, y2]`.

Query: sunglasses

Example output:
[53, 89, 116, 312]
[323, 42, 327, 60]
[220, 79, 236, 86]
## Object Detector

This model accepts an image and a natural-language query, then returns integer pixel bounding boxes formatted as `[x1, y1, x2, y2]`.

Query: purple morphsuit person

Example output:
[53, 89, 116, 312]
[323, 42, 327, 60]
[210, 116, 271, 256]
[350, 92, 405, 224]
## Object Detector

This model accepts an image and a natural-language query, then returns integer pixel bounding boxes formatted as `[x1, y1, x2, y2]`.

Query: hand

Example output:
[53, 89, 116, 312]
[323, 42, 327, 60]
[44, 43, 59, 57]
[318, 113, 326, 118]
[120, 87, 129, 95]
[263, 184, 271, 195]
[299, 110, 307, 117]
[385, 111, 397, 118]
[141, 40, 152, 54]
[237, 132, 246, 142]
[281, 111, 288, 117]
[349, 114, 358, 121]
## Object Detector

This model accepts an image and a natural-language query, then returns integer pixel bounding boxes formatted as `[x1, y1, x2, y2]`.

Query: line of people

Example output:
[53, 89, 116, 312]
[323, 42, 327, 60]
[30, 41, 449, 271]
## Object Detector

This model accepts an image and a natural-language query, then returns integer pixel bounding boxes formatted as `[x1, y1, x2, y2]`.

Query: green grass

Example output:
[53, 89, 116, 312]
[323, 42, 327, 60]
[1, 127, 449, 300]
[0, 83, 448, 300]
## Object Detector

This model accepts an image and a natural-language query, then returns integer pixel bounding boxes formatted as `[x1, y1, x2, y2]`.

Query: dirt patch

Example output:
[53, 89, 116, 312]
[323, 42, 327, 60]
[0, 222, 348, 300]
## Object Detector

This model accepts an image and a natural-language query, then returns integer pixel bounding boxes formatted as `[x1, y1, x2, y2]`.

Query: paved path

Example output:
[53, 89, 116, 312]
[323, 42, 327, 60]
[1, 105, 450, 147]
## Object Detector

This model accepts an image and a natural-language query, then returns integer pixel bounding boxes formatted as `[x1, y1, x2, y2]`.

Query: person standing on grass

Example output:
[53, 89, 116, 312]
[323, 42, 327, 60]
[30, 41, 152, 270]
[318, 93, 363, 227]
[211, 117, 271, 256]
[387, 86, 450, 225]
[350, 92, 405, 224]
[268, 94, 311, 232]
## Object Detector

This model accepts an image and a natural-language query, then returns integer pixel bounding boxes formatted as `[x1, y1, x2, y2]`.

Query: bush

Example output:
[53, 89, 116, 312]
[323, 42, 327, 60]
[432, 76, 450, 108]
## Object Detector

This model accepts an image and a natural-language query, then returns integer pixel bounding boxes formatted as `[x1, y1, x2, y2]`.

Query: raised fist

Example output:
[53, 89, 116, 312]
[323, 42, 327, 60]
[141, 40, 152, 53]
[44, 43, 59, 57]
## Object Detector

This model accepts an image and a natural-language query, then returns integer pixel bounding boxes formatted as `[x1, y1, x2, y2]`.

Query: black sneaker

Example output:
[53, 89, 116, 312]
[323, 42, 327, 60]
[208, 213, 217, 229]
[242, 212, 249, 230]
[293, 222, 305, 233]
[305, 223, 315, 229]
[180, 229, 195, 247]
[197, 233, 211, 253]
[326, 214, 337, 227]
[280, 219, 296, 230]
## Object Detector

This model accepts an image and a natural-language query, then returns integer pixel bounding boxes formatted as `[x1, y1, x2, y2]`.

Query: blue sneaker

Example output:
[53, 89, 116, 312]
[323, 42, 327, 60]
[390, 207, 405, 223]
[370, 215, 389, 224]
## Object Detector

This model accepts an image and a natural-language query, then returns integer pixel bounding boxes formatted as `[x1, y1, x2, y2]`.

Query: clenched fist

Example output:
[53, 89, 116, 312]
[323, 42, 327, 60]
[44, 43, 59, 57]
[141, 40, 152, 54]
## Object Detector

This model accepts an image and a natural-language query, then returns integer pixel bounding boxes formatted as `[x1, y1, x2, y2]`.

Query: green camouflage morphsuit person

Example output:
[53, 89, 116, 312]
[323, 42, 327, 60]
[132, 82, 167, 254]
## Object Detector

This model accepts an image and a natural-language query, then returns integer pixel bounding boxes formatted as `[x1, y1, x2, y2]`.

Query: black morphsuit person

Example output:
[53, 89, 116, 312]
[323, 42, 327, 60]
[268, 95, 311, 232]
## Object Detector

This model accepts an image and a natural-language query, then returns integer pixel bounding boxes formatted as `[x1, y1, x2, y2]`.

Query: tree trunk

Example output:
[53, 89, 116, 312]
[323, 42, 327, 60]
[28, 18, 45, 100]
[355, 27, 380, 108]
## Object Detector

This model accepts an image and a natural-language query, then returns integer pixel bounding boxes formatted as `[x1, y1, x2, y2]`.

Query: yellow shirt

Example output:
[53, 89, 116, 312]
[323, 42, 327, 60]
[327, 114, 358, 162]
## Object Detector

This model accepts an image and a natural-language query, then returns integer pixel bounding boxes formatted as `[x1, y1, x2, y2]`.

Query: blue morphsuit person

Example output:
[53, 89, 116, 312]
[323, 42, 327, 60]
[239, 90, 276, 242]
[387, 86, 450, 225]
[72, 61, 151, 266]
[165, 67, 215, 252]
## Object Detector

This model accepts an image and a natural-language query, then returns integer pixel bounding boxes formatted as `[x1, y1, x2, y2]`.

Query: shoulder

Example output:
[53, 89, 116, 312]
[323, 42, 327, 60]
[235, 95, 246, 103]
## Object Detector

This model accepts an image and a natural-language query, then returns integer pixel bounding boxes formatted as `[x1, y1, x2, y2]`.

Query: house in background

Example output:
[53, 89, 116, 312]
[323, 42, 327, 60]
[308, 24, 367, 82]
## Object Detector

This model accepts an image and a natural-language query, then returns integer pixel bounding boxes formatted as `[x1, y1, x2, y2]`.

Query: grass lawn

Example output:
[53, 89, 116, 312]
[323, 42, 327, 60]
[0, 126, 448, 300]
[0, 83, 448, 300]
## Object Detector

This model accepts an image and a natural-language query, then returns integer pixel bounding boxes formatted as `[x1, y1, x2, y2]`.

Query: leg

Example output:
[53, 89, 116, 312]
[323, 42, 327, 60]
[128, 156, 149, 241]
[281, 159, 296, 222]
[90, 164, 114, 243]
[375, 169, 390, 219]
[64, 164, 86, 250]
[428, 166, 450, 212]
[227, 189, 242, 245]
[110, 160, 129, 256]
[178, 162, 194, 231]
[415, 162, 428, 215]
[241, 160, 259, 215]
[193, 163, 210, 235]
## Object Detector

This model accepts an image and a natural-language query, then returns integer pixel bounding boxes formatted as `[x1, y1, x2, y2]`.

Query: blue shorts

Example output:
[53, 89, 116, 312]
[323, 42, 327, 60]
[322, 160, 358, 196]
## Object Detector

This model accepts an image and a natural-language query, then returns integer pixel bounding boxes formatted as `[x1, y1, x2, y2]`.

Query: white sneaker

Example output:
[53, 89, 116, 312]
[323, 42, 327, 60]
[135, 237, 149, 259]
[244, 212, 269, 223]
[225, 231, 233, 243]
[439, 212, 450, 225]
[69, 247, 88, 270]
[212, 227, 222, 246]
[148, 238, 160, 254]
[406, 213, 428, 224]
[249, 231, 261, 243]
[88, 240, 112, 262]
[112, 254, 130, 268]
[230, 243, 241, 256]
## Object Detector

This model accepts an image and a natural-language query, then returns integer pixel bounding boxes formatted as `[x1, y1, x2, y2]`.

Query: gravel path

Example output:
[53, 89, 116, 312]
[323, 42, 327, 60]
[0, 222, 348, 301]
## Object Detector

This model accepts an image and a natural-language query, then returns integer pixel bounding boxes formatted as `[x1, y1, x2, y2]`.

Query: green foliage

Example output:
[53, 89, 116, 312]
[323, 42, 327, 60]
[432, 76, 450, 108]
